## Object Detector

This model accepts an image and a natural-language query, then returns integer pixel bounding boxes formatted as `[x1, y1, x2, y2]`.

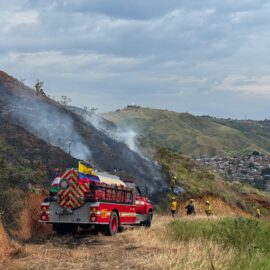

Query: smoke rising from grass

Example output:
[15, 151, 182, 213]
[84, 112, 146, 158]
[7, 96, 91, 160]
[68, 107, 169, 193]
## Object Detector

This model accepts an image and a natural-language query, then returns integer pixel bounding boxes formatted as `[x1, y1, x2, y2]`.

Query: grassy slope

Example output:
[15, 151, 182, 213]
[169, 217, 270, 270]
[103, 107, 269, 157]
[155, 148, 270, 216]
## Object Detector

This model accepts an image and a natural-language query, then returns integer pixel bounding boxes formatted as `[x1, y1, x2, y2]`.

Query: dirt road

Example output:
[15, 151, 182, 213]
[3, 216, 233, 270]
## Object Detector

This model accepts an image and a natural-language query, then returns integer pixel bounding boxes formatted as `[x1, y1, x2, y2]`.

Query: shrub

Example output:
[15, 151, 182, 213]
[0, 189, 24, 231]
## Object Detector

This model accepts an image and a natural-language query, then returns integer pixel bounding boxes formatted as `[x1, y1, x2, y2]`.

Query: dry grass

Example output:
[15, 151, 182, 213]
[0, 220, 10, 262]
[120, 215, 234, 270]
[4, 215, 235, 270]
[177, 196, 251, 218]
[0, 220, 24, 268]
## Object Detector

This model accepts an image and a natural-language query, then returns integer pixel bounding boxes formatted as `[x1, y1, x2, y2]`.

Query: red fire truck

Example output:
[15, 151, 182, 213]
[40, 169, 153, 235]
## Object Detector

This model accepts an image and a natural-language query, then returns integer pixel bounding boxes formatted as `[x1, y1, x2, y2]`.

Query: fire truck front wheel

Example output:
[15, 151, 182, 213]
[107, 211, 119, 236]
[144, 212, 153, 228]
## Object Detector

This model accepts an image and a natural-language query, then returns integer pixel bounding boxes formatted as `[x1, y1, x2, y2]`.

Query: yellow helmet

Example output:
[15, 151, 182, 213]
[190, 199, 194, 203]
[172, 197, 176, 200]
[206, 200, 210, 204]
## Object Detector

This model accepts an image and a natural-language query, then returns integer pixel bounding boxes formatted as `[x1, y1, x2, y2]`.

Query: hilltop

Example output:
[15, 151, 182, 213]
[103, 106, 270, 157]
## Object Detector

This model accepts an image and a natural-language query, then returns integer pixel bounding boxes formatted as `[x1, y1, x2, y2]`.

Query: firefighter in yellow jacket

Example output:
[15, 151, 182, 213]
[256, 208, 261, 218]
[171, 197, 177, 217]
[205, 200, 212, 216]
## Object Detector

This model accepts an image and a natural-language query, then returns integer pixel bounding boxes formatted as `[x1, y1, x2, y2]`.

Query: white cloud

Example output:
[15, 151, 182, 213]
[1, 0, 270, 119]
[0, 10, 38, 33]
[218, 75, 270, 96]
[8, 51, 147, 77]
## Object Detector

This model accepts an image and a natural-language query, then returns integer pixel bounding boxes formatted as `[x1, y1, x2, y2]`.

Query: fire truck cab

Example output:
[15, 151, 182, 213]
[40, 169, 153, 236]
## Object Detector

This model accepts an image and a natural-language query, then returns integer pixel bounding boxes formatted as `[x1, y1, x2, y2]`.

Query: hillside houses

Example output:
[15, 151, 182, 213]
[196, 153, 270, 190]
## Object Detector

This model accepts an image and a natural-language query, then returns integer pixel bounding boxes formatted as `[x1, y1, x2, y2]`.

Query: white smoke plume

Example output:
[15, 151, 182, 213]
[7, 97, 91, 160]
[67, 106, 170, 192]
[83, 112, 146, 159]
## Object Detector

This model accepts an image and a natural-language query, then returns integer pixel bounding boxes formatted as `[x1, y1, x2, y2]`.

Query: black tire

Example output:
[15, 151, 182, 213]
[144, 212, 153, 228]
[106, 211, 119, 236]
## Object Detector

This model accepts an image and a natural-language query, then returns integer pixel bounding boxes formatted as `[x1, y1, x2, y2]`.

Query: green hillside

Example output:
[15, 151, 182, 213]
[103, 106, 270, 157]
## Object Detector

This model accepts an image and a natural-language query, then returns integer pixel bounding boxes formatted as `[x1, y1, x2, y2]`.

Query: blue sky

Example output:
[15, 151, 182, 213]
[1, 0, 270, 119]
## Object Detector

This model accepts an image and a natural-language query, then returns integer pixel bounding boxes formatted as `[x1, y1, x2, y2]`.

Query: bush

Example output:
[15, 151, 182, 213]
[0, 157, 45, 231]
[0, 189, 24, 231]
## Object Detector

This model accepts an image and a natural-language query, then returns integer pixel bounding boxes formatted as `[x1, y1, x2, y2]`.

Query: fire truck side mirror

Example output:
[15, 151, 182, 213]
[136, 187, 142, 196]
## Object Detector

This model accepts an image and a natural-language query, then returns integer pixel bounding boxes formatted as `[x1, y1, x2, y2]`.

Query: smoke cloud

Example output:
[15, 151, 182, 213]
[82, 111, 146, 158]
[3, 91, 169, 192]
[7, 96, 91, 160]
[68, 107, 169, 193]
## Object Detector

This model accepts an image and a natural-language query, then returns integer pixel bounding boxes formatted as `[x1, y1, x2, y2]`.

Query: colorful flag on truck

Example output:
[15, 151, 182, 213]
[78, 161, 100, 184]
[78, 173, 100, 184]
[78, 161, 93, 175]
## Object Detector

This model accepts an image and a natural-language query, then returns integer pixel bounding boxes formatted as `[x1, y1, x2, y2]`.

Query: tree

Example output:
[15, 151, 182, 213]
[35, 79, 44, 96]
[90, 107, 98, 114]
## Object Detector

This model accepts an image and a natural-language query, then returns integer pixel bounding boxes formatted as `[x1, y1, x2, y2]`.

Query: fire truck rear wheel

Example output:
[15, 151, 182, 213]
[107, 211, 119, 236]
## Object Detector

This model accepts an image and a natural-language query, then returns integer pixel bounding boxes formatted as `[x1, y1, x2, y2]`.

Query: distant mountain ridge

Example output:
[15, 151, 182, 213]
[103, 106, 270, 157]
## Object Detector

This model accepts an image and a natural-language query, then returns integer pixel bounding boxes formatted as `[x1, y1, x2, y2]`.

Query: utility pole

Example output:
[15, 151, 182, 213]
[67, 141, 73, 156]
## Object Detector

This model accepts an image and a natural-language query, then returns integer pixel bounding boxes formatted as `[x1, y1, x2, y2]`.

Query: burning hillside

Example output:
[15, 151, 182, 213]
[0, 70, 168, 192]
